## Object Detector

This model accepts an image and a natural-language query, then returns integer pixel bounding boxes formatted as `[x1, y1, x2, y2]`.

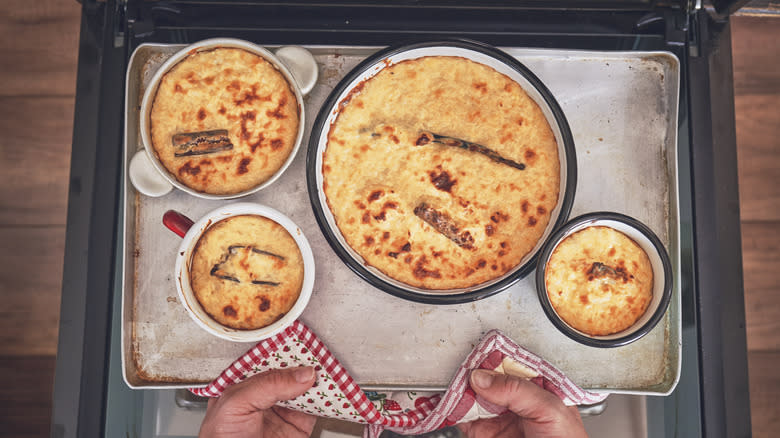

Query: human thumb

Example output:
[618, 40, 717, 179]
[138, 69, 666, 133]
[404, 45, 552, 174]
[470, 369, 565, 421]
[220, 366, 316, 411]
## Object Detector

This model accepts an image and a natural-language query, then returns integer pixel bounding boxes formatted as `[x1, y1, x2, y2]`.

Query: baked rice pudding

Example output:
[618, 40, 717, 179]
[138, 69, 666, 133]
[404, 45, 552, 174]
[323, 56, 560, 290]
[150, 47, 299, 195]
[544, 226, 654, 336]
[190, 215, 304, 330]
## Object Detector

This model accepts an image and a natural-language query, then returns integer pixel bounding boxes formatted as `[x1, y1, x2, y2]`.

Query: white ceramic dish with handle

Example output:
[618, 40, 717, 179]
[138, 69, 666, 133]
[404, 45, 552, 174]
[164, 202, 315, 342]
[131, 38, 318, 199]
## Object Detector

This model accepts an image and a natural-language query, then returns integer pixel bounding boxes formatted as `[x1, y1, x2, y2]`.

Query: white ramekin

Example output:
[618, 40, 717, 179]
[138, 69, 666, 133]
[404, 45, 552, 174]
[169, 202, 315, 342]
[134, 38, 316, 199]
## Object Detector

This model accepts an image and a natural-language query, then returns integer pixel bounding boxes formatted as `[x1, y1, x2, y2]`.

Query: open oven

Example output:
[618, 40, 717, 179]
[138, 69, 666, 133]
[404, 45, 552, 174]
[52, 1, 751, 436]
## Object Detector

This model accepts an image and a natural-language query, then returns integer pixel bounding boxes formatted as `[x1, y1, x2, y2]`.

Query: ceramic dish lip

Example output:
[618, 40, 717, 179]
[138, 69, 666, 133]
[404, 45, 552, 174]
[139, 37, 306, 200]
[174, 202, 315, 342]
[305, 38, 577, 304]
[535, 212, 673, 348]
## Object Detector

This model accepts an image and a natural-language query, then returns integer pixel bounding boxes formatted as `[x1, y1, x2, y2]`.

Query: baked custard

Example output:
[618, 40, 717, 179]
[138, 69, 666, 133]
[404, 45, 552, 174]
[189, 215, 303, 330]
[545, 226, 653, 336]
[323, 56, 560, 289]
[150, 47, 299, 195]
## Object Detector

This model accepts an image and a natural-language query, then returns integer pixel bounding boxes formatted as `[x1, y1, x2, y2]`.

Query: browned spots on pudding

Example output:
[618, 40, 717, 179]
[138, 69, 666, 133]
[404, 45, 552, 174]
[500, 132, 513, 144]
[485, 224, 495, 236]
[204, 76, 215, 85]
[235, 84, 270, 106]
[528, 216, 538, 226]
[197, 108, 207, 120]
[227, 80, 241, 92]
[416, 132, 432, 146]
[185, 72, 198, 84]
[267, 95, 289, 120]
[174, 83, 186, 94]
[537, 205, 547, 215]
[258, 297, 271, 312]
[237, 157, 251, 175]
[477, 259, 487, 269]
[429, 166, 457, 192]
[382, 231, 391, 240]
[178, 161, 201, 176]
[412, 256, 442, 280]
[223, 305, 237, 317]
[239, 111, 256, 139]
[608, 248, 617, 256]
[517, 117, 524, 126]
[368, 190, 384, 202]
[524, 149, 537, 164]
[218, 106, 227, 115]
[354, 200, 367, 209]
[390, 135, 400, 144]
[472, 81, 488, 93]
[270, 139, 283, 150]
[373, 211, 387, 221]
[504, 83, 513, 92]
[217, 156, 232, 163]
[521, 200, 530, 214]
[361, 212, 370, 224]
[364, 236, 375, 246]
[388, 242, 411, 259]
[580, 295, 589, 304]
[491, 211, 510, 223]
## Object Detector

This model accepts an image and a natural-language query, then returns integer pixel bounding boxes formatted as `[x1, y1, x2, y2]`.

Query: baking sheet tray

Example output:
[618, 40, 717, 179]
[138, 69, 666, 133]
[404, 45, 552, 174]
[121, 44, 681, 395]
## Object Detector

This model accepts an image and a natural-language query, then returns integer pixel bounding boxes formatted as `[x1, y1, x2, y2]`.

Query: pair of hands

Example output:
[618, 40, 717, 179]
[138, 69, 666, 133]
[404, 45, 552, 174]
[199, 366, 587, 438]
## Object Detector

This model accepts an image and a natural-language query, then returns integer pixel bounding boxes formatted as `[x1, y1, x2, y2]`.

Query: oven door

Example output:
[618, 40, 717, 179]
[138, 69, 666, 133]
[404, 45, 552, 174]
[51, 1, 750, 437]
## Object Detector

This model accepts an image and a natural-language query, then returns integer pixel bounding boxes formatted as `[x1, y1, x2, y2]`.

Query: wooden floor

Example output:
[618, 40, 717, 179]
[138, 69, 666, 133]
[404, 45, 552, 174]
[0, 2, 776, 437]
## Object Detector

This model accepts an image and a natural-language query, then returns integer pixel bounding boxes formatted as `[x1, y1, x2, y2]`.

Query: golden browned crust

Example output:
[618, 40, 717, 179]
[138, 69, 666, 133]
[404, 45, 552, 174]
[322, 56, 560, 290]
[189, 215, 303, 330]
[545, 226, 654, 336]
[150, 47, 299, 195]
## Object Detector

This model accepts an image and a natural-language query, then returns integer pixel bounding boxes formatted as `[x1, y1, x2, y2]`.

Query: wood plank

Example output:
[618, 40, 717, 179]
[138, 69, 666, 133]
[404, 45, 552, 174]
[0, 355, 56, 438]
[0, 1, 80, 97]
[0, 227, 64, 356]
[735, 94, 780, 222]
[0, 97, 73, 226]
[748, 350, 780, 438]
[741, 222, 780, 351]
[732, 16, 780, 96]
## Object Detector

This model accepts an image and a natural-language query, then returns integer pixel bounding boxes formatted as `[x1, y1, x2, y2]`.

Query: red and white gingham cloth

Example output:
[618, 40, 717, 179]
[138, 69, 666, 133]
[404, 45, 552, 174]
[191, 320, 608, 437]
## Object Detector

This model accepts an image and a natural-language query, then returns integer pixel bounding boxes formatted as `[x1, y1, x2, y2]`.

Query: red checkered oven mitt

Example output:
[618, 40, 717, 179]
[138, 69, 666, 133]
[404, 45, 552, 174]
[190, 320, 608, 437]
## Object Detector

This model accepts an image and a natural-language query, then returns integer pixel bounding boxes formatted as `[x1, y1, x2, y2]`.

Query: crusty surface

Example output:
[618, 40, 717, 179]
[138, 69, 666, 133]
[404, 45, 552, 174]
[150, 47, 299, 195]
[323, 56, 560, 290]
[190, 215, 303, 330]
[545, 226, 654, 336]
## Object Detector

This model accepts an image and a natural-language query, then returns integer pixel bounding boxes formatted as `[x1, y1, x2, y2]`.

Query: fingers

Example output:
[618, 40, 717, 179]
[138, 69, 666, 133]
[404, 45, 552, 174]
[469, 369, 568, 421]
[220, 366, 316, 412]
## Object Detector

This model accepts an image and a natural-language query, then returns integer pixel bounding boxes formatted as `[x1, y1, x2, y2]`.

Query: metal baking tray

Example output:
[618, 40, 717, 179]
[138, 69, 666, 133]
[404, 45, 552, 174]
[121, 43, 681, 395]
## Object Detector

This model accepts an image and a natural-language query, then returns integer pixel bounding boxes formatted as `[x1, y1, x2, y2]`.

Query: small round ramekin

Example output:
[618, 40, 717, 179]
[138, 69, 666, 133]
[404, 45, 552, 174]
[134, 38, 316, 200]
[535, 212, 672, 348]
[168, 203, 315, 342]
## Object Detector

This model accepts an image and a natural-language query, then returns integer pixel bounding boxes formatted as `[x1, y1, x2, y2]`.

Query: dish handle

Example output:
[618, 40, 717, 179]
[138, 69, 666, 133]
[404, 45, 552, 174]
[274, 46, 318, 96]
[163, 210, 194, 238]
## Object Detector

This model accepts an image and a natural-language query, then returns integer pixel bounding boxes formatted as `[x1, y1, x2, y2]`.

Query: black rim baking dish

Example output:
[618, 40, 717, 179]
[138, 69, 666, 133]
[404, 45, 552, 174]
[535, 212, 674, 347]
[306, 38, 577, 304]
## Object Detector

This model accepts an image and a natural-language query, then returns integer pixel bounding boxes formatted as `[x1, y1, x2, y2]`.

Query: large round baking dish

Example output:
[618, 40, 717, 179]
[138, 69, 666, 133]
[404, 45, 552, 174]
[306, 39, 577, 304]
